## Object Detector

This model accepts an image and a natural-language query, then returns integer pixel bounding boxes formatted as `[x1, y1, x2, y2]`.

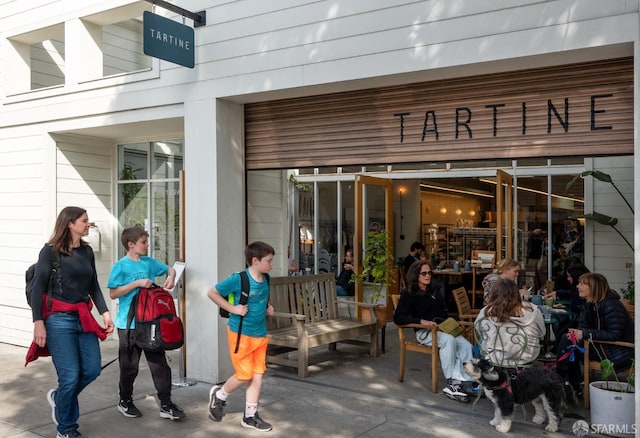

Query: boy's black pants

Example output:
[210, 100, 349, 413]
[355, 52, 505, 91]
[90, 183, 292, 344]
[118, 328, 172, 405]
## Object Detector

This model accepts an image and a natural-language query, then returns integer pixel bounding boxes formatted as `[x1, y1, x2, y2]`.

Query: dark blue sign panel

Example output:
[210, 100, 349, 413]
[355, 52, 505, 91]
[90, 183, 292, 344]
[143, 11, 194, 68]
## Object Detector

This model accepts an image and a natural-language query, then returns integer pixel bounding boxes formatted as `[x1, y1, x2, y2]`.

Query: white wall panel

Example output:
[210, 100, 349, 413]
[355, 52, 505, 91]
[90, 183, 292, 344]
[589, 156, 634, 294]
[55, 135, 114, 322]
[2, 0, 638, 125]
[0, 132, 47, 345]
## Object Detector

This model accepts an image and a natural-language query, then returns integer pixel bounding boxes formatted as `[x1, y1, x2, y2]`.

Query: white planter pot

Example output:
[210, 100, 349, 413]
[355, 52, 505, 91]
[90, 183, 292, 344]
[363, 282, 387, 305]
[589, 381, 636, 437]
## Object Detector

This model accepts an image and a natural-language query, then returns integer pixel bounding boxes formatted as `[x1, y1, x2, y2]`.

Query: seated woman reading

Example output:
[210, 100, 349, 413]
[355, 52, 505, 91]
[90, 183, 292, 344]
[394, 260, 477, 402]
[475, 278, 545, 368]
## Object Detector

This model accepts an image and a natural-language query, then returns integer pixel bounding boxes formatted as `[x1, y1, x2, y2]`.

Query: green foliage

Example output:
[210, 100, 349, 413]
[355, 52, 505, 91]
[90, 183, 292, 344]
[288, 174, 311, 192]
[120, 163, 143, 208]
[593, 339, 635, 392]
[620, 280, 635, 305]
[600, 359, 614, 383]
[352, 230, 395, 303]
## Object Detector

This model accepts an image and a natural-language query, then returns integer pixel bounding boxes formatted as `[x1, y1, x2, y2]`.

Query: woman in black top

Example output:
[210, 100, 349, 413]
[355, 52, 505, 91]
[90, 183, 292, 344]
[393, 260, 475, 402]
[335, 249, 355, 296]
[31, 207, 113, 438]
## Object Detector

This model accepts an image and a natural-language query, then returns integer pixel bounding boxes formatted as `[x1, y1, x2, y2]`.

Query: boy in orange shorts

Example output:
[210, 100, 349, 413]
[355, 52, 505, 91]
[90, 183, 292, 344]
[207, 241, 274, 431]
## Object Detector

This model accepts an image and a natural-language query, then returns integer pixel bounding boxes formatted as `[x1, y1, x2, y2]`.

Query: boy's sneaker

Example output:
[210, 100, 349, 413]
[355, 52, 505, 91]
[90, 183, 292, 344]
[56, 430, 83, 438]
[47, 388, 58, 425]
[443, 381, 470, 403]
[241, 412, 272, 432]
[160, 402, 185, 420]
[208, 385, 226, 422]
[117, 399, 143, 418]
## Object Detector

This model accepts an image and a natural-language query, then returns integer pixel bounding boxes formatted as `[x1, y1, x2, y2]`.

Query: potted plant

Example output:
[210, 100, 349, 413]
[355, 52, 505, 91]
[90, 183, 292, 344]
[620, 281, 634, 304]
[352, 229, 395, 326]
[589, 351, 635, 436]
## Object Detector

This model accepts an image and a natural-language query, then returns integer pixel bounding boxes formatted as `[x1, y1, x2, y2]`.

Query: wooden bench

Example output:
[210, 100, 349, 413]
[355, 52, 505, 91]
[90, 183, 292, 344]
[267, 273, 379, 377]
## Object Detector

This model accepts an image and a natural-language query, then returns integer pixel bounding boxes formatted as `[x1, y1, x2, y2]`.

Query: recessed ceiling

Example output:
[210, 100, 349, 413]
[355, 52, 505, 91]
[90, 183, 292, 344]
[57, 118, 183, 141]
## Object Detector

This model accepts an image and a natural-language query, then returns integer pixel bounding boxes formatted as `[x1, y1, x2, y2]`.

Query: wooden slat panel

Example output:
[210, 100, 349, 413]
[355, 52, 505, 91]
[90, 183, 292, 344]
[245, 57, 633, 170]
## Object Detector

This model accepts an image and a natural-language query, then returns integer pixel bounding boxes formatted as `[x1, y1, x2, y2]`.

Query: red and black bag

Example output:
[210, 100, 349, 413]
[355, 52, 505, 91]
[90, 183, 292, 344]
[126, 284, 184, 352]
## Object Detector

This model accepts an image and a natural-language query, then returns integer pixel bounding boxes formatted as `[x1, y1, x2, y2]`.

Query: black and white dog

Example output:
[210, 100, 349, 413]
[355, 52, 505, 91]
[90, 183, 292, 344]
[463, 358, 566, 433]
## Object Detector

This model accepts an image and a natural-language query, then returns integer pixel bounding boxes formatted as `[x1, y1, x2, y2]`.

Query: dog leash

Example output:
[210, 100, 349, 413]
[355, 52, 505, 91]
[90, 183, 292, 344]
[101, 357, 118, 370]
[543, 330, 583, 369]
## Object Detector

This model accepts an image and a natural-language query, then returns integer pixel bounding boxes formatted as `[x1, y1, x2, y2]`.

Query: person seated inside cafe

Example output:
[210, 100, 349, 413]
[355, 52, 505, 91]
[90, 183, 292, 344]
[544, 257, 589, 314]
[481, 257, 522, 305]
[402, 241, 425, 278]
[335, 249, 355, 296]
[556, 272, 634, 398]
[475, 278, 545, 368]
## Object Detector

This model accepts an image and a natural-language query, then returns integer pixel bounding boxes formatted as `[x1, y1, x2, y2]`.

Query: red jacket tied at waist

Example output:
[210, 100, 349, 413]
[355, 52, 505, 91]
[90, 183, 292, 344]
[25, 298, 108, 366]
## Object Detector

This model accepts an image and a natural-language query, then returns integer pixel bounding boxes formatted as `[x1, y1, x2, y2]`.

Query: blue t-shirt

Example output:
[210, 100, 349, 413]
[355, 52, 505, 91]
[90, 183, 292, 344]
[108, 256, 169, 329]
[215, 269, 270, 337]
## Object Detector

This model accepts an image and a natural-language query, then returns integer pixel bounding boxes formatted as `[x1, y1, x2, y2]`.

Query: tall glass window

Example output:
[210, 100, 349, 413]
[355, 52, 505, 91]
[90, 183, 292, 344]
[117, 140, 183, 265]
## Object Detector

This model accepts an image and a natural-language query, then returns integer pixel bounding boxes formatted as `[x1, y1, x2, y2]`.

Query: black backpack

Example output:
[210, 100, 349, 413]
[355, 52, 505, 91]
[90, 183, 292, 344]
[25, 245, 61, 310]
[219, 271, 269, 353]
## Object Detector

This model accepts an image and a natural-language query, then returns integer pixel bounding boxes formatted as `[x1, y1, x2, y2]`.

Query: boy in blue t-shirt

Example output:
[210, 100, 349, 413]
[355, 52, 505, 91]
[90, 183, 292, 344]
[207, 241, 275, 432]
[107, 227, 184, 421]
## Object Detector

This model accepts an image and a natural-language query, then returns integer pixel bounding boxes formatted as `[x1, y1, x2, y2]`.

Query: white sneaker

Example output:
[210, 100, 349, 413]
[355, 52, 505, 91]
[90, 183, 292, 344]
[443, 383, 470, 403]
[47, 388, 58, 425]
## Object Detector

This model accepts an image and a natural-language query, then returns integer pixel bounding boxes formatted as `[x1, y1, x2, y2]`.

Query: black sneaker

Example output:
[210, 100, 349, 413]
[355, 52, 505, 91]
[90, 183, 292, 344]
[208, 385, 226, 422]
[241, 412, 272, 432]
[117, 399, 143, 418]
[47, 388, 58, 425]
[160, 402, 186, 420]
[443, 382, 470, 403]
[56, 430, 83, 438]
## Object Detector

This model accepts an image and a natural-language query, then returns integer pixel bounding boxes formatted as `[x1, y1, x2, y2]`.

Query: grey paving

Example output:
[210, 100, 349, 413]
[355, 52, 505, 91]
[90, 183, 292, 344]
[2, 323, 594, 437]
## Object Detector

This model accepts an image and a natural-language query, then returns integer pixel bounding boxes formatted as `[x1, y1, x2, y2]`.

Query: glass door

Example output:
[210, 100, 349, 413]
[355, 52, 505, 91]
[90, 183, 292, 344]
[496, 169, 514, 261]
[354, 175, 394, 312]
[117, 140, 183, 267]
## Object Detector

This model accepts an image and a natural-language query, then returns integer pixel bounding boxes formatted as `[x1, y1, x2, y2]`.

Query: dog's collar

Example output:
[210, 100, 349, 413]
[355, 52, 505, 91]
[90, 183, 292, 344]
[484, 375, 512, 393]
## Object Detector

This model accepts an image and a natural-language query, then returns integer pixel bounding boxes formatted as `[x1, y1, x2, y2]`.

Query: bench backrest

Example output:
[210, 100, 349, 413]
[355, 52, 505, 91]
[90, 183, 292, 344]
[269, 273, 339, 329]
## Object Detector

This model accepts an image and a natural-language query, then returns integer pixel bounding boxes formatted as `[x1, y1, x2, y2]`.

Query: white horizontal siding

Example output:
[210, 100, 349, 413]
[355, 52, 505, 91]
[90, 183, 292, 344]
[103, 19, 151, 76]
[0, 306, 32, 346]
[0, 128, 49, 345]
[590, 156, 634, 294]
[247, 169, 288, 275]
[0, 0, 637, 126]
[56, 135, 115, 322]
[31, 39, 65, 90]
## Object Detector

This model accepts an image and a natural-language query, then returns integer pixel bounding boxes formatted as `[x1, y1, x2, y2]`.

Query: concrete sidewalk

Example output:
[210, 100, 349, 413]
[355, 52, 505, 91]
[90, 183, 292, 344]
[2, 324, 593, 438]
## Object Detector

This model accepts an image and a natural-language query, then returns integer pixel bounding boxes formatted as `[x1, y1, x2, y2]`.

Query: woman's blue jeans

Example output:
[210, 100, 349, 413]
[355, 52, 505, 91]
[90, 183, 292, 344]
[45, 312, 102, 433]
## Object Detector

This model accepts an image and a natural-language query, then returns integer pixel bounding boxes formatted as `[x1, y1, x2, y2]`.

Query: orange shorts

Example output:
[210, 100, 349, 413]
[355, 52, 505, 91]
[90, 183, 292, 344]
[226, 327, 268, 380]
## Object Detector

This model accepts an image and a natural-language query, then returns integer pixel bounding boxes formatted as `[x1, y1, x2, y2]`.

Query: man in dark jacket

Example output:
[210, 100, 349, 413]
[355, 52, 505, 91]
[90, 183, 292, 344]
[402, 241, 425, 277]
